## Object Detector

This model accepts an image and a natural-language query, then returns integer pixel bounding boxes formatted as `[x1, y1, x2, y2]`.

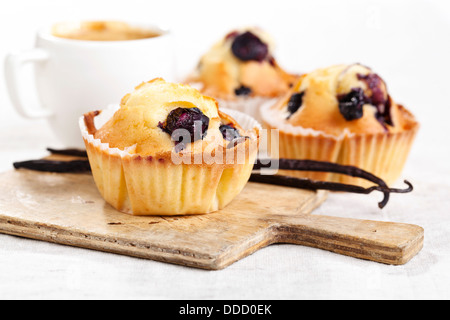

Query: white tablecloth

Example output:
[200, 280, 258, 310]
[1, 0, 449, 300]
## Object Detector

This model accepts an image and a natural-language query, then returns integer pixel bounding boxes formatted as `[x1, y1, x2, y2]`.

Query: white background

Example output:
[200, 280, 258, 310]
[0, 0, 450, 299]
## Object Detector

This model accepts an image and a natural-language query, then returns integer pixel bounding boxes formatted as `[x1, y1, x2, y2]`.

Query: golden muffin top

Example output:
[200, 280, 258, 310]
[188, 27, 298, 99]
[265, 64, 417, 137]
[92, 79, 253, 156]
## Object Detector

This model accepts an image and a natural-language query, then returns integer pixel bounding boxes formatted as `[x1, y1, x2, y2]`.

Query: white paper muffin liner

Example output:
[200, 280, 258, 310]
[217, 96, 279, 126]
[79, 105, 261, 215]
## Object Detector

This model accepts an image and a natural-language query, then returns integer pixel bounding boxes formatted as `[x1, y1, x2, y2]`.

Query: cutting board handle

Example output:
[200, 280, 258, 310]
[274, 214, 424, 265]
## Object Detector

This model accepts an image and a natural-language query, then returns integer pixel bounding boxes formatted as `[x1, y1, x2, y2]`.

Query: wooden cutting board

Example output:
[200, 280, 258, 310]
[0, 169, 423, 269]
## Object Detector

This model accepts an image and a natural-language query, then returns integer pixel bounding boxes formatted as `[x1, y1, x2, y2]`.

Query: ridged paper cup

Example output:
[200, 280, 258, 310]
[261, 103, 419, 187]
[334, 106, 419, 186]
[186, 80, 281, 126]
[80, 105, 261, 216]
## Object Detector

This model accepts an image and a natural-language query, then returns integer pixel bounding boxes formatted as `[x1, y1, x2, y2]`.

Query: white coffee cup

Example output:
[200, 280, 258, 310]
[4, 21, 176, 148]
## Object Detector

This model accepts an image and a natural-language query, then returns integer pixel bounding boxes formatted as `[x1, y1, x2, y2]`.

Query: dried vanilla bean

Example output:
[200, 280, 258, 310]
[249, 173, 413, 209]
[254, 158, 391, 207]
[12, 155, 413, 208]
[254, 159, 388, 188]
[13, 159, 91, 173]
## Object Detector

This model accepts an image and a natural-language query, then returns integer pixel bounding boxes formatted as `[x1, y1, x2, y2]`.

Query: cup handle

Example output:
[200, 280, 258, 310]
[4, 48, 53, 119]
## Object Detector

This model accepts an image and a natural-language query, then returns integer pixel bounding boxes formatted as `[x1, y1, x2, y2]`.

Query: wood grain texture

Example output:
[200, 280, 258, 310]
[0, 170, 423, 269]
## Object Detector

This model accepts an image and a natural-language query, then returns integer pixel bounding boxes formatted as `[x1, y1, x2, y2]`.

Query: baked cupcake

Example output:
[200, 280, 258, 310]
[261, 64, 419, 186]
[186, 27, 298, 124]
[80, 78, 259, 215]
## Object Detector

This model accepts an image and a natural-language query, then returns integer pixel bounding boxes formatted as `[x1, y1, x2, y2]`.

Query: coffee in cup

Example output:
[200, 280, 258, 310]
[52, 21, 161, 41]
[4, 21, 175, 148]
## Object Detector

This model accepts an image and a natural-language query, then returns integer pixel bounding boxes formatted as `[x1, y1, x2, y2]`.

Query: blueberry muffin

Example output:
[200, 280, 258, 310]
[186, 27, 298, 124]
[261, 64, 419, 186]
[80, 78, 260, 215]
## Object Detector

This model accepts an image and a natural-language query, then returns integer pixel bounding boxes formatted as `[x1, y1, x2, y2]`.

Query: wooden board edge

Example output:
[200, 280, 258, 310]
[0, 216, 220, 270]
[274, 222, 424, 265]
[210, 191, 329, 270]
